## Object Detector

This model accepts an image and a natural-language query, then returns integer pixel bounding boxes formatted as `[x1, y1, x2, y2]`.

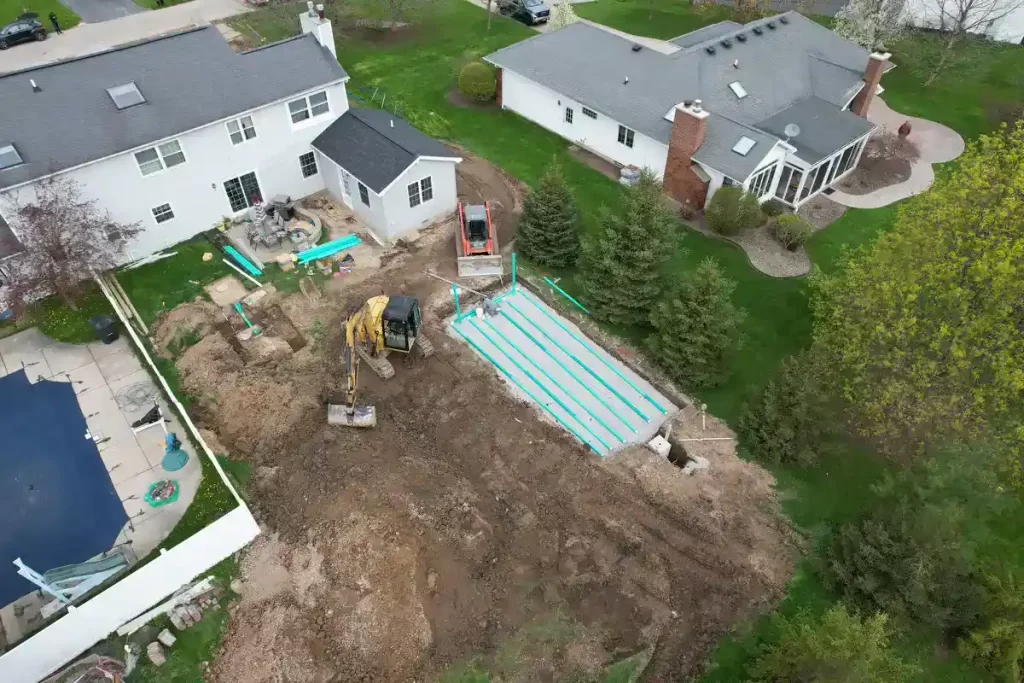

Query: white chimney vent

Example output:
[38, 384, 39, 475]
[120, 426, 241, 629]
[390, 119, 394, 128]
[30, 79, 40, 92]
[733, 59, 739, 68]
[624, 75, 629, 84]
[306, 1, 314, 15]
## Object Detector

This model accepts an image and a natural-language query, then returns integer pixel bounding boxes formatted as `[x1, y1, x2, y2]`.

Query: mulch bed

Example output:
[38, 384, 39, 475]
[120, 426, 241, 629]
[836, 156, 912, 195]
[445, 88, 499, 111]
[797, 195, 847, 230]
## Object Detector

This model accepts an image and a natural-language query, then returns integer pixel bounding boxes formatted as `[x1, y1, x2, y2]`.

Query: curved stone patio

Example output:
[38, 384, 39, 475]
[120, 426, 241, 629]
[829, 98, 965, 209]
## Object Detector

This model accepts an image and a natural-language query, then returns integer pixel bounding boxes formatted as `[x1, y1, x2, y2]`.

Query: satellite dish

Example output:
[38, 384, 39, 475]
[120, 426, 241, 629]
[784, 123, 801, 139]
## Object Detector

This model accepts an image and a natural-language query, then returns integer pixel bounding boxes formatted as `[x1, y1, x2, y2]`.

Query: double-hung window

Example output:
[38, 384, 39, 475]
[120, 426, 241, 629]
[288, 90, 330, 124]
[152, 203, 175, 224]
[617, 125, 635, 148]
[565, 107, 574, 124]
[135, 140, 186, 176]
[408, 177, 433, 208]
[227, 116, 257, 145]
[299, 152, 318, 178]
[358, 182, 370, 206]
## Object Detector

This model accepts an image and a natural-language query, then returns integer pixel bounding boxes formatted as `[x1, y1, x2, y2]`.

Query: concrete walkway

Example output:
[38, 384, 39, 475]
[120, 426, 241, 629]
[829, 97, 965, 209]
[0, 0, 249, 73]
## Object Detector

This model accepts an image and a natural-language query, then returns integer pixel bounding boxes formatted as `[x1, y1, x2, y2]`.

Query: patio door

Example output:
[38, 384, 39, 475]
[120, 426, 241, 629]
[339, 169, 353, 208]
[224, 172, 262, 213]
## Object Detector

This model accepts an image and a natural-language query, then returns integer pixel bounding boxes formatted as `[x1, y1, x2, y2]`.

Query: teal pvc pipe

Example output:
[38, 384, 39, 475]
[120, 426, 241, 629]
[468, 317, 608, 453]
[223, 246, 262, 276]
[511, 252, 517, 294]
[454, 322, 603, 455]
[517, 291, 667, 414]
[480, 317, 617, 448]
[296, 235, 362, 263]
[498, 309, 634, 436]
[505, 298, 650, 421]
[542, 276, 590, 315]
[452, 283, 461, 318]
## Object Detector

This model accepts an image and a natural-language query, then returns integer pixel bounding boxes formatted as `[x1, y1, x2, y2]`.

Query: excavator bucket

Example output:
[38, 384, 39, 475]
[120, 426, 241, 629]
[327, 403, 378, 428]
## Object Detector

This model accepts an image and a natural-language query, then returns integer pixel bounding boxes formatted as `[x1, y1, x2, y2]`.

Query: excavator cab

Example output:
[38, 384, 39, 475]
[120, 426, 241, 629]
[381, 295, 423, 353]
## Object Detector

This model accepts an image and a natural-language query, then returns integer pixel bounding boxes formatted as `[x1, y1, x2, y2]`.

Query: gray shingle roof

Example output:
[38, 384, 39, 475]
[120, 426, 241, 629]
[0, 27, 348, 191]
[486, 12, 880, 180]
[757, 96, 875, 164]
[669, 21, 741, 48]
[312, 108, 459, 192]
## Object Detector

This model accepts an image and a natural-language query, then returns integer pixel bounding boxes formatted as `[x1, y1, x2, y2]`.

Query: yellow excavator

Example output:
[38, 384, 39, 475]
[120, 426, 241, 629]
[327, 294, 433, 428]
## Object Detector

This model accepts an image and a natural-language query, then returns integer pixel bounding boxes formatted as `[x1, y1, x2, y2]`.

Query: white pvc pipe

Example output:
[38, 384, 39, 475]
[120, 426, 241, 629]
[221, 258, 263, 288]
[93, 276, 246, 506]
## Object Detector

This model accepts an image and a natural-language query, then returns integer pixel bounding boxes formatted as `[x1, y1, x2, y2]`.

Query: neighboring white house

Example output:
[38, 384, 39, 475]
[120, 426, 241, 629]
[486, 14, 891, 211]
[313, 108, 462, 242]
[902, 0, 1024, 44]
[0, 12, 458, 274]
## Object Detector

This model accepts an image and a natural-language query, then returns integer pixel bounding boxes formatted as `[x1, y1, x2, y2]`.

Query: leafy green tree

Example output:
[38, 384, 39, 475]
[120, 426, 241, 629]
[738, 350, 836, 466]
[516, 160, 580, 269]
[747, 604, 919, 683]
[578, 168, 677, 327]
[647, 258, 744, 389]
[822, 445, 1008, 633]
[811, 121, 1024, 464]
[960, 568, 1024, 682]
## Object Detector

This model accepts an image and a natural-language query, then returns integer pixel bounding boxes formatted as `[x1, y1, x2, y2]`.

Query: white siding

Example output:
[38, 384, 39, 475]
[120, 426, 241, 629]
[501, 70, 669, 175]
[0, 82, 349, 262]
[378, 159, 459, 240]
[741, 142, 788, 203]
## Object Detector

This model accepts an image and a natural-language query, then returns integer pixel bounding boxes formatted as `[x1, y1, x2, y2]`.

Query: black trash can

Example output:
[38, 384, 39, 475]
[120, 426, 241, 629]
[89, 314, 119, 344]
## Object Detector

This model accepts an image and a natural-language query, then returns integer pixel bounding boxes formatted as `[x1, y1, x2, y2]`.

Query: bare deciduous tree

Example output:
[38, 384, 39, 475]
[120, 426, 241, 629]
[834, 0, 908, 50]
[1, 176, 141, 312]
[375, 0, 437, 29]
[921, 0, 1024, 83]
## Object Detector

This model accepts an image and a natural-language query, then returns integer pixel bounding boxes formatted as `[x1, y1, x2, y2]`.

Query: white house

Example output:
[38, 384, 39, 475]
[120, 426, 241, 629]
[312, 108, 461, 242]
[902, 0, 1024, 44]
[0, 12, 459, 277]
[485, 14, 891, 211]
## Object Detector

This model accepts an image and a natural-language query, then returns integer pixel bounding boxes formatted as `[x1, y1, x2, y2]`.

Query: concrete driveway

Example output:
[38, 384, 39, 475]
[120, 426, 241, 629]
[0, 0, 248, 73]
[60, 0, 147, 24]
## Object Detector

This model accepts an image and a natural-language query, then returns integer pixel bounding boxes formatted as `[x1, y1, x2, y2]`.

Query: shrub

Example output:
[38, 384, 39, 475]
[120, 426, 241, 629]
[760, 198, 786, 218]
[738, 350, 834, 466]
[748, 605, 920, 683]
[458, 62, 496, 102]
[768, 214, 813, 250]
[705, 186, 761, 235]
[647, 259, 745, 390]
[959, 569, 1024, 682]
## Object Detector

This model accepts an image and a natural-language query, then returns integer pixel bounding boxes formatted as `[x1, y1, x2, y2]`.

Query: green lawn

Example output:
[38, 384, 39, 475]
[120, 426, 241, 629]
[574, 0, 733, 39]
[0, 0, 79, 30]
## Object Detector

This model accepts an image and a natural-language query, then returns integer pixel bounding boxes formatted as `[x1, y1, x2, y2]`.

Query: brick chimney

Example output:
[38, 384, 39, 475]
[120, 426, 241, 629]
[663, 100, 710, 211]
[300, 4, 336, 58]
[850, 52, 890, 117]
[495, 67, 503, 108]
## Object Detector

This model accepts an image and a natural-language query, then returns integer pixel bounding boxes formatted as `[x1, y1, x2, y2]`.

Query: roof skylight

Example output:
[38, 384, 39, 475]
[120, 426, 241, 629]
[729, 81, 747, 99]
[0, 144, 23, 170]
[732, 136, 756, 156]
[107, 82, 146, 110]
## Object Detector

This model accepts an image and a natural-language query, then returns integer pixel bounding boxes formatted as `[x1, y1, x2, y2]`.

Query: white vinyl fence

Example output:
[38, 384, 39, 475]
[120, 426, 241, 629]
[0, 506, 259, 683]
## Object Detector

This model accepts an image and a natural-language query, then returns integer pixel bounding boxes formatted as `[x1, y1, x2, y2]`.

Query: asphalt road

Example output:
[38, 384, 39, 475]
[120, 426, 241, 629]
[59, 0, 147, 24]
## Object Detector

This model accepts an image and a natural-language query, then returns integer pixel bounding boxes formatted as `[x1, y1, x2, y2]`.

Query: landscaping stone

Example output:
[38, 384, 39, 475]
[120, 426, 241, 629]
[187, 603, 204, 623]
[157, 628, 177, 647]
[146, 642, 166, 667]
[169, 610, 187, 631]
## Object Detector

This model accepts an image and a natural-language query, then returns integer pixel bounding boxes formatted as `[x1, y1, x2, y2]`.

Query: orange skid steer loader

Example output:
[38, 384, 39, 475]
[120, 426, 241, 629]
[456, 201, 503, 277]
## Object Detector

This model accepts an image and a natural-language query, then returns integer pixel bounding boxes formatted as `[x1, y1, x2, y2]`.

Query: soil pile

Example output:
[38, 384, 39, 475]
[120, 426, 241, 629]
[151, 298, 223, 355]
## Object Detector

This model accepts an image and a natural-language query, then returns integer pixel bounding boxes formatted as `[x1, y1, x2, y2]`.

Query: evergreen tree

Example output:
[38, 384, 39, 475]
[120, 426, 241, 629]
[577, 168, 676, 327]
[516, 160, 580, 269]
[647, 258, 745, 389]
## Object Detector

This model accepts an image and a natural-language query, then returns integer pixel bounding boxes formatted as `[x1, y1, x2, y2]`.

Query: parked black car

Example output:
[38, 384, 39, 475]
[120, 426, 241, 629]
[0, 19, 47, 50]
[498, 0, 550, 25]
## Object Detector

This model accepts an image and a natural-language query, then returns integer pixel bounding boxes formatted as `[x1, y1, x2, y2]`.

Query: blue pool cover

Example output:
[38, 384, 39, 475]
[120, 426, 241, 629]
[0, 370, 127, 607]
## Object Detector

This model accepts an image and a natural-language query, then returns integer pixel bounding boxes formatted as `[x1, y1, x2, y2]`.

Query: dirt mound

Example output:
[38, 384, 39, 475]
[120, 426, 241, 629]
[202, 153, 794, 682]
[151, 298, 223, 355]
